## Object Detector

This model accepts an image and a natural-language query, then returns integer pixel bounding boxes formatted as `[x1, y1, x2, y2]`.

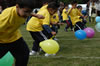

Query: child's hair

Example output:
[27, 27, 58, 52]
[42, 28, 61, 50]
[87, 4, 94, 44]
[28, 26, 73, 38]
[64, 3, 68, 8]
[16, 0, 42, 9]
[77, 5, 82, 9]
[71, 0, 77, 5]
[42, 0, 59, 5]
[48, 0, 58, 3]
[47, 2, 60, 9]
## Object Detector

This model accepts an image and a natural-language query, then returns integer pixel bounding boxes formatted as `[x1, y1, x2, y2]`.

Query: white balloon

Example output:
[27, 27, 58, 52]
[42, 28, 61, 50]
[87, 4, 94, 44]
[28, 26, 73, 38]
[95, 23, 100, 32]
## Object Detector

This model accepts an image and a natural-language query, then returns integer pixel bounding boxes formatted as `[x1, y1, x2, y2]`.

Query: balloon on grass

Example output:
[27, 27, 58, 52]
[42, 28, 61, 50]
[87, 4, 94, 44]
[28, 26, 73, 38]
[40, 39, 59, 54]
[75, 30, 87, 40]
[96, 16, 100, 22]
[84, 27, 95, 38]
[0, 52, 14, 66]
[95, 23, 100, 32]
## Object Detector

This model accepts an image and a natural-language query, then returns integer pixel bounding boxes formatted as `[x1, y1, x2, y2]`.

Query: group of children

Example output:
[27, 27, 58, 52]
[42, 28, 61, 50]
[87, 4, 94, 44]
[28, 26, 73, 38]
[61, 1, 87, 32]
[0, 0, 88, 66]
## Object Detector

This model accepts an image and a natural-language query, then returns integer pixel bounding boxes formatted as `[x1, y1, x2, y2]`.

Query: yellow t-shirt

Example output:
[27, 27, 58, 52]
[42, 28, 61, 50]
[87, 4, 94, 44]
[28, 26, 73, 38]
[27, 9, 50, 32]
[68, 8, 83, 25]
[39, 4, 59, 25]
[62, 8, 68, 20]
[51, 13, 59, 24]
[39, 4, 48, 11]
[0, 6, 26, 43]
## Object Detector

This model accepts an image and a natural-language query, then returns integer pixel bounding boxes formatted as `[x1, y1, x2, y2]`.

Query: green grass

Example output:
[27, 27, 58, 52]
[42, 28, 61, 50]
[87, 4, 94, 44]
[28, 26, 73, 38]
[20, 22, 100, 66]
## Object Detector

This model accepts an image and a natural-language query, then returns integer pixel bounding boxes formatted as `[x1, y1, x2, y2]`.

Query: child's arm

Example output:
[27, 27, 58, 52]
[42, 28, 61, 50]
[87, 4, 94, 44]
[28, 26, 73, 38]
[43, 25, 56, 35]
[67, 7, 74, 16]
[31, 13, 45, 19]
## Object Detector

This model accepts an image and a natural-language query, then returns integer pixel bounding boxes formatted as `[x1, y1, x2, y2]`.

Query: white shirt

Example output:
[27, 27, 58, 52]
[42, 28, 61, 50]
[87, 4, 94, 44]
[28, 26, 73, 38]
[95, 0, 100, 11]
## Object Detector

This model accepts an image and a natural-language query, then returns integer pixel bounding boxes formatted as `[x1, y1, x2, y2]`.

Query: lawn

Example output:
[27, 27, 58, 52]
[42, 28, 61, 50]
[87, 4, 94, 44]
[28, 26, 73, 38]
[20, 22, 100, 66]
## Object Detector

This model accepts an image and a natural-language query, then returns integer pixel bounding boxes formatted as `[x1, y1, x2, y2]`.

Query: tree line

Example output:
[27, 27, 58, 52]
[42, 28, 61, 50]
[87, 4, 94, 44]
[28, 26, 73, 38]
[59, 0, 89, 4]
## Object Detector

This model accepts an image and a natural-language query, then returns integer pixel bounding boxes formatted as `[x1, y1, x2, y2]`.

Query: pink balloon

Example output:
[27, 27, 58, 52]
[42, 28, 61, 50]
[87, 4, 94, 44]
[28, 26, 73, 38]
[84, 27, 95, 38]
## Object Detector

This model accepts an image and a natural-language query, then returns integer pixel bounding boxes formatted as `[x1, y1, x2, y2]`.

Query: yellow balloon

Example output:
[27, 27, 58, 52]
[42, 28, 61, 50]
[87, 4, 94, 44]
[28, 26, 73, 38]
[40, 39, 59, 54]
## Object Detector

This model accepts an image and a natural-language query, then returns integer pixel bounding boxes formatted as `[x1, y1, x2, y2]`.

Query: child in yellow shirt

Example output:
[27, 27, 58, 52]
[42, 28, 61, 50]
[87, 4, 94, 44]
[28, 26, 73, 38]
[62, 3, 73, 32]
[50, 12, 60, 40]
[27, 2, 59, 56]
[0, 0, 44, 66]
[77, 5, 87, 28]
[67, 1, 85, 31]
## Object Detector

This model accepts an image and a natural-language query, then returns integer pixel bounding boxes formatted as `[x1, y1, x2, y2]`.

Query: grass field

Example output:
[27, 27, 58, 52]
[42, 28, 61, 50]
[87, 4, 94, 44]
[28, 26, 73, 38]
[20, 22, 100, 66]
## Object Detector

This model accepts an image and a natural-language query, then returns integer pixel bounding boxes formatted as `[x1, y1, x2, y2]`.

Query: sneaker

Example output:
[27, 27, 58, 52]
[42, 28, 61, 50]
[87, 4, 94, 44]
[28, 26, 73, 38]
[44, 53, 51, 57]
[44, 53, 56, 57]
[29, 50, 38, 56]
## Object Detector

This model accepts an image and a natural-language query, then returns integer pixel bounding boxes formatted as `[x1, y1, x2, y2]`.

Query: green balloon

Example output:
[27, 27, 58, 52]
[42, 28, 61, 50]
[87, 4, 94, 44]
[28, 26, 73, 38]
[0, 52, 14, 66]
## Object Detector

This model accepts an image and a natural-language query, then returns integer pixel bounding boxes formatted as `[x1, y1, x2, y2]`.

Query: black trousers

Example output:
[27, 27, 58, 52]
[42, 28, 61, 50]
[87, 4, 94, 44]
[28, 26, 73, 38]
[74, 22, 85, 32]
[65, 20, 73, 30]
[0, 37, 29, 66]
[30, 31, 52, 52]
[97, 10, 100, 16]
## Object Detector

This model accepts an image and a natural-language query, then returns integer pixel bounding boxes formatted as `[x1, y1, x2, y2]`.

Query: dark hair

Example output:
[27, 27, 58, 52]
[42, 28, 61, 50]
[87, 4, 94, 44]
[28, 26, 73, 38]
[47, 2, 60, 9]
[77, 5, 82, 9]
[64, 3, 68, 7]
[48, 0, 58, 3]
[16, 0, 42, 9]
[71, 1, 77, 5]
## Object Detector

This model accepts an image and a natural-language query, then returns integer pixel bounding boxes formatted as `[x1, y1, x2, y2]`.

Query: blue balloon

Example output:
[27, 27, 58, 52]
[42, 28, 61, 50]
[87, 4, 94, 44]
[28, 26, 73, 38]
[96, 16, 100, 22]
[81, 10, 87, 15]
[75, 30, 87, 40]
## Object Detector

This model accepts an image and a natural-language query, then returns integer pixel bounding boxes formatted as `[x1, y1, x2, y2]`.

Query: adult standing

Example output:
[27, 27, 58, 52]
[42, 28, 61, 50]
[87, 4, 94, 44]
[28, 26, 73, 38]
[95, 0, 100, 16]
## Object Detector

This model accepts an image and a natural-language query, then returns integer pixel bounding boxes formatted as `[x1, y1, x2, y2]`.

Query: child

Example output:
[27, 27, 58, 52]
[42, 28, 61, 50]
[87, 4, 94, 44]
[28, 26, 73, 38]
[39, 0, 58, 11]
[0, 0, 44, 66]
[26, 0, 58, 24]
[77, 5, 87, 28]
[67, 1, 85, 31]
[95, 0, 100, 16]
[50, 12, 60, 40]
[26, 2, 59, 56]
[62, 3, 73, 32]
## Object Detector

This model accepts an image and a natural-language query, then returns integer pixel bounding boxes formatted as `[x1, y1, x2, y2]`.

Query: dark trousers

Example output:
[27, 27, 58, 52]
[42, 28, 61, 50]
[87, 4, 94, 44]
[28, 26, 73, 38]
[74, 22, 85, 32]
[65, 20, 73, 30]
[51, 24, 58, 33]
[97, 10, 100, 16]
[0, 37, 29, 66]
[30, 31, 52, 52]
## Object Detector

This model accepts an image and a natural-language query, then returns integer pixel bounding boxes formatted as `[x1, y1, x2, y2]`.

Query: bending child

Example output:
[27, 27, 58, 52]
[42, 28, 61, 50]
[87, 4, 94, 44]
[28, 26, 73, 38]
[26, 2, 59, 56]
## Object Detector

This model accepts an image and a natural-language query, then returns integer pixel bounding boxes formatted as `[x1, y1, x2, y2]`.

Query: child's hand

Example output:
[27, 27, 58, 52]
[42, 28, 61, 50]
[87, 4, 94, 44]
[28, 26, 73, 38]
[51, 31, 56, 35]
[58, 23, 64, 25]
[36, 14, 45, 19]
[51, 22, 57, 25]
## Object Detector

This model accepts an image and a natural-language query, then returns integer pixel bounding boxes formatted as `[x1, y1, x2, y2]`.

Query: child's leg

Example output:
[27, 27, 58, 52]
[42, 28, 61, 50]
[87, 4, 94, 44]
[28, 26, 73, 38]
[91, 17, 93, 23]
[32, 41, 40, 52]
[57, 24, 60, 29]
[64, 24, 69, 32]
[29, 31, 48, 52]
[93, 17, 95, 23]
[74, 22, 84, 32]
[68, 20, 73, 31]
[10, 37, 29, 66]
[64, 20, 70, 31]
[89, 16, 91, 23]
[0, 44, 9, 58]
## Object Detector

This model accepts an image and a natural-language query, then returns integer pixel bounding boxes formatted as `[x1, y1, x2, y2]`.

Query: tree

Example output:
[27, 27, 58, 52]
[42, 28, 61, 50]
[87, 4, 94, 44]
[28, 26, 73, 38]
[59, 0, 89, 4]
